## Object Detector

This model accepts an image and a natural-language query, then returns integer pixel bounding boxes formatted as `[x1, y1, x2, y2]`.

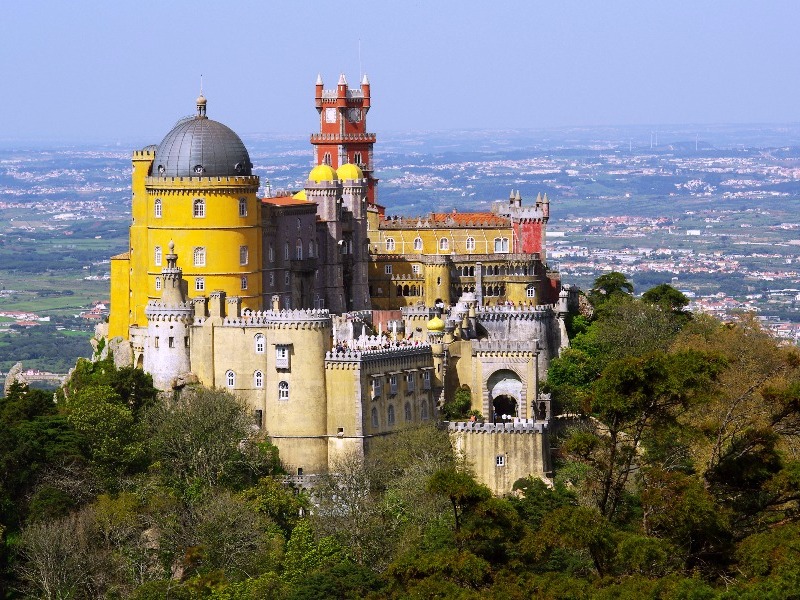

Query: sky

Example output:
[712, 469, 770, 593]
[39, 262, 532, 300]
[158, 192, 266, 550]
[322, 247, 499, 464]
[1, 1, 798, 143]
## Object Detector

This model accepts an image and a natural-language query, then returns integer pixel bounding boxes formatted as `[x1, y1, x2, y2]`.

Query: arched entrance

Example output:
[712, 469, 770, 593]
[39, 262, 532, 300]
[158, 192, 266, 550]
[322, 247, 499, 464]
[486, 369, 523, 423]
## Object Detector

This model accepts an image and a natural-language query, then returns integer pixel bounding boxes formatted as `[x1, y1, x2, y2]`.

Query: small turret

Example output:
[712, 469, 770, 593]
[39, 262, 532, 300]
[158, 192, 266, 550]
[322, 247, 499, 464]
[361, 73, 371, 110]
[315, 74, 324, 109]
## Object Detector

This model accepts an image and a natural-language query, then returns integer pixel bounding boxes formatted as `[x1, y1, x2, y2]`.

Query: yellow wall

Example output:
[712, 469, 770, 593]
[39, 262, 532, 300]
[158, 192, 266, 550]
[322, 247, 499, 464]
[108, 254, 131, 339]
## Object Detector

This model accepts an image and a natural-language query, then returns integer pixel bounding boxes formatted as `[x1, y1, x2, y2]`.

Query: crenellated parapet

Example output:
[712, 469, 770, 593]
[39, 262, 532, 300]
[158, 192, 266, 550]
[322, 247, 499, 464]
[445, 420, 548, 434]
[471, 340, 540, 354]
[215, 308, 332, 330]
[401, 306, 437, 320]
[145, 175, 260, 194]
[325, 344, 432, 369]
[476, 304, 556, 321]
[145, 301, 193, 323]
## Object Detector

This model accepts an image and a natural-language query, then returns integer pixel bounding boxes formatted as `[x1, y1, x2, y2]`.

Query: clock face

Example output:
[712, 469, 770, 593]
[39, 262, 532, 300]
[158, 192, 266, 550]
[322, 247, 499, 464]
[346, 108, 362, 123]
[325, 107, 337, 123]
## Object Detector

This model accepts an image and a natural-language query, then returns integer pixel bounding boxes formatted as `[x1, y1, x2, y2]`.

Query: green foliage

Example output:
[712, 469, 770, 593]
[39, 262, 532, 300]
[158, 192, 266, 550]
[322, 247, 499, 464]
[588, 271, 633, 307]
[442, 386, 473, 420]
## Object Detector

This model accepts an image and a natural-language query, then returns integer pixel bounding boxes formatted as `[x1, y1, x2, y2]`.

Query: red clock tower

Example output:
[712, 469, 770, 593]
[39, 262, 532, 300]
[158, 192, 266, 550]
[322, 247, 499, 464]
[312, 73, 379, 207]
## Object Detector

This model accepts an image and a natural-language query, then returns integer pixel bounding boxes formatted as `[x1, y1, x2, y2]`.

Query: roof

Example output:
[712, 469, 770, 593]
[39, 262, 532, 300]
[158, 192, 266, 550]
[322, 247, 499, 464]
[152, 97, 252, 178]
[111, 252, 130, 260]
[263, 196, 316, 207]
[429, 212, 510, 226]
[308, 163, 338, 183]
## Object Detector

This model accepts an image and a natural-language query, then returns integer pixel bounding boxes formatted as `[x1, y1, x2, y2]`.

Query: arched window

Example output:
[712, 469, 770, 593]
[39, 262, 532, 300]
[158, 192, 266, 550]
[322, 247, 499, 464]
[284, 243, 290, 260]
[385, 237, 395, 251]
[296, 239, 303, 260]
[241, 276, 248, 290]
[494, 237, 509, 253]
[193, 247, 206, 267]
[371, 406, 378, 428]
[526, 285, 536, 299]
[465, 236, 475, 251]
[296, 217, 301, 231]
[308, 241, 314, 258]
[193, 198, 205, 218]
[195, 277, 205, 291]
[255, 334, 265, 353]
[154, 245, 162, 266]
[404, 402, 412, 422]
[254, 370, 263, 388]
[226, 370, 235, 388]
[387, 404, 396, 426]
[413, 237, 423, 251]
[239, 198, 247, 217]
[155, 277, 161, 291]
[278, 381, 289, 400]
[240, 246, 249, 266]
[323, 152, 332, 165]
[439, 237, 449, 251]
[154, 198, 162, 218]
[421, 400, 429, 420]
[354, 151, 363, 165]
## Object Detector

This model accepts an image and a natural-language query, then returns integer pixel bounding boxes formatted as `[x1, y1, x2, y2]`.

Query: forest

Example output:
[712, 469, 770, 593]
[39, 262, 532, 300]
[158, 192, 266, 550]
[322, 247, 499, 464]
[1, 275, 800, 598]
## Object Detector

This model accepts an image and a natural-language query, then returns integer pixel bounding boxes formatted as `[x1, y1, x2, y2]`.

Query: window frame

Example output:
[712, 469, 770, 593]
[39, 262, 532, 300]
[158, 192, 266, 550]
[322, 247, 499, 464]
[439, 237, 449, 251]
[240, 245, 249, 266]
[239, 197, 247, 217]
[278, 380, 289, 401]
[193, 198, 205, 218]
[154, 198, 162, 218]
[225, 370, 235, 388]
[193, 247, 206, 267]
[195, 277, 205, 291]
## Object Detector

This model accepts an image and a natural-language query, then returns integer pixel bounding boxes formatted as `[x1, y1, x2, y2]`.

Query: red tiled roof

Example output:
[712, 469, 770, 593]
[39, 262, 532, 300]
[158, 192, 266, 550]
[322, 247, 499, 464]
[428, 212, 509, 226]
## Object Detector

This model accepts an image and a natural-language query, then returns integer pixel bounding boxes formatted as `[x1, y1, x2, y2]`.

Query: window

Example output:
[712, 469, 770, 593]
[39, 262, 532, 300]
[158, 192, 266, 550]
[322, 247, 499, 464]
[423, 370, 431, 390]
[241, 276, 248, 290]
[384, 264, 392, 275]
[385, 237, 395, 251]
[226, 370, 235, 388]
[154, 198, 162, 218]
[195, 277, 205, 291]
[284, 243, 290, 260]
[496, 455, 506, 467]
[276, 345, 290, 369]
[269, 244, 274, 263]
[296, 217, 301, 231]
[193, 247, 206, 267]
[421, 400, 429, 420]
[254, 409, 263, 426]
[155, 277, 161, 290]
[406, 372, 415, 393]
[439, 237, 449, 251]
[494, 237, 509, 253]
[372, 377, 383, 398]
[239, 198, 247, 217]
[412, 264, 421, 275]
[389, 374, 398, 395]
[466, 236, 476, 251]
[354, 151, 363, 165]
[254, 370, 263, 388]
[387, 405, 395, 426]
[255, 334, 265, 354]
[193, 198, 205, 218]
[278, 381, 289, 400]
[269, 272, 275, 287]
[154, 245, 162, 266]
[404, 402, 412, 422]
[296, 239, 303, 260]
[240, 246, 249, 266]
[413, 237, 423, 251]
[371, 407, 379, 428]
[154, 337, 159, 349]
[285, 272, 290, 286]
[526, 286, 536, 299]
[168, 337, 175, 348]
[308, 241, 314, 258]
[323, 152, 332, 165]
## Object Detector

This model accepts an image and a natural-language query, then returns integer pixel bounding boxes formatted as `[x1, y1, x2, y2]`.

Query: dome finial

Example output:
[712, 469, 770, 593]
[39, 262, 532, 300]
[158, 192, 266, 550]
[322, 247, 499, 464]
[196, 75, 207, 118]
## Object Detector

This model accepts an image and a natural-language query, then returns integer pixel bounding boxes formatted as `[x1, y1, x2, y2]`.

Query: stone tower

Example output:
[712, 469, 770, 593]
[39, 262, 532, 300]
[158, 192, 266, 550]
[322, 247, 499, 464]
[144, 242, 193, 390]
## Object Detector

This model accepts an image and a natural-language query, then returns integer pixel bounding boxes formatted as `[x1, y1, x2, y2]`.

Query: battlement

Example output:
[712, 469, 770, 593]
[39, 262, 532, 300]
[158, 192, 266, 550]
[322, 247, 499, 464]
[401, 306, 437, 319]
[325, 344, 432, 364]
[145, 175, 260, 192]
[310, 133, 376, 143]
[445, 419, 548, 434]
[471, 339, 540, 353]
[320, 88, 364, 99]
[132, 149, 156, 159]
[145, 301, 193, 323]
[476, 304, 556, 320]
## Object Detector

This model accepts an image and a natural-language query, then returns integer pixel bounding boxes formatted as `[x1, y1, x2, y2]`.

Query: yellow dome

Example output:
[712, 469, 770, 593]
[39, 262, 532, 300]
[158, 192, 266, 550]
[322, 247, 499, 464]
[427, 315, 445, 332]
[292, 190, 307, 200]
[308, 164, 338, 183]
[337, 162, 364, 181]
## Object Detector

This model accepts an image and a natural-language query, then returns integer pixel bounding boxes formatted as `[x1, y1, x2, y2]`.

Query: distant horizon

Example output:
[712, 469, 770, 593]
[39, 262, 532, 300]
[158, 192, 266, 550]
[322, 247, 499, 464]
[3, 121, 800, 152]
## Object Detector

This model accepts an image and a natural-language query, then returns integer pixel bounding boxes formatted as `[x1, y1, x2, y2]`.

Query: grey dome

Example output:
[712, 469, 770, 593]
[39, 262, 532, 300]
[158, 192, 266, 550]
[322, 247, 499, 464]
[153, 101, 252, 178]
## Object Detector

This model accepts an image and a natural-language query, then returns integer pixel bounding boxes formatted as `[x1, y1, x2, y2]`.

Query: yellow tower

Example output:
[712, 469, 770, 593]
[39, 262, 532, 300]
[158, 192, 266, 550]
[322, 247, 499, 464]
[111, 95, 262, 338]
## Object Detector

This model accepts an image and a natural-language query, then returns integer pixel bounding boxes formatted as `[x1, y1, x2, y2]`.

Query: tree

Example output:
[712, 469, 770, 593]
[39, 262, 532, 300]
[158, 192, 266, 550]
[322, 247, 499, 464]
[588, 272, 633, 307]
[145, 387, 258, 491]
[641, 283, 689, 313]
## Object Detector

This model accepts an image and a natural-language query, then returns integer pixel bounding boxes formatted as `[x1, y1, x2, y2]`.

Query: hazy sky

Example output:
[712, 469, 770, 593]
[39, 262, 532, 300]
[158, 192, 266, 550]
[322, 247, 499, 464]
[2, 1, 798, 143]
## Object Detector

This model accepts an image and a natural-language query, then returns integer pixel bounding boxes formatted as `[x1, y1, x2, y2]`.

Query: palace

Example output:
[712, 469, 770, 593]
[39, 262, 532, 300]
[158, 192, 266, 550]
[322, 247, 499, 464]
[103, 75, 575, 493]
